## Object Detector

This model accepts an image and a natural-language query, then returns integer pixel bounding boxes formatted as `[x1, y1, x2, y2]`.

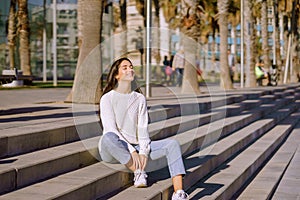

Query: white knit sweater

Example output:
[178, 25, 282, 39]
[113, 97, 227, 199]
[100, 90, 151, 156]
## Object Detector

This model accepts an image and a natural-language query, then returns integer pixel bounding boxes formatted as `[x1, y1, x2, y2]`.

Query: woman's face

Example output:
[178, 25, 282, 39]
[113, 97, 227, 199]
[115, 60, 135, 82]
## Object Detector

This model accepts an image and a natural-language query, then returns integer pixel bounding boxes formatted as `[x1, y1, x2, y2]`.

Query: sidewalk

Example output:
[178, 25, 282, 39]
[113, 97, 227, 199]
[0, 84, 234, 130]
[0, 83, 238, 109]
[0, 88, 71, 108]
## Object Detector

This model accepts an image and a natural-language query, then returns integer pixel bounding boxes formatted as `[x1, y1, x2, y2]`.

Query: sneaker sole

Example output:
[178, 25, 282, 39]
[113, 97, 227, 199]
[134, 184, 147, 188]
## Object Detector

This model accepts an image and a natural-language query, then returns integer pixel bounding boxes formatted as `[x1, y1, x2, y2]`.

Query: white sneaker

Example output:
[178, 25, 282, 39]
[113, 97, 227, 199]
[134, 169, 147, 188]
[172, 190, 189, 200]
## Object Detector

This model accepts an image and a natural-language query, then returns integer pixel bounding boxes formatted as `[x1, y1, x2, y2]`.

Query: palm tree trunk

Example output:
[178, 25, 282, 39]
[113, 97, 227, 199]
[153, 0, 162, 82]
[182, 39, 200, 95]
[273, 0, 283, 84]
[77, 0, 83, 50]
[8, 0, 17, 70]
[218, 0, 233, 89]
[211, 36, 216, 74]
[17, 0, 31, 75]
[282, 16, 290, 82]
[120, 0, 127, 55]
[244, 0, 256, 87]
[67, 0, 103, 103]
[261, 0, 271, 70]
[232, 27, 239, 81]
[180, 0, 201, 94]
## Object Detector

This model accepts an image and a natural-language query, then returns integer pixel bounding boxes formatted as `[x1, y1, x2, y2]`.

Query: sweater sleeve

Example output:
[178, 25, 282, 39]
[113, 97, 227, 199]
[100, 94, 136, 153]
[137, 95, 151, 156]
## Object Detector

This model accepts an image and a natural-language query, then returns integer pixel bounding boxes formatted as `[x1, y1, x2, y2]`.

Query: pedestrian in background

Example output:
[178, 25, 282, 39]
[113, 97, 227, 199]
[255, 59, 271, 86]
[173, 49, 185, 87]
[228, 50, 235, 83]
[163, 55, 173, 85]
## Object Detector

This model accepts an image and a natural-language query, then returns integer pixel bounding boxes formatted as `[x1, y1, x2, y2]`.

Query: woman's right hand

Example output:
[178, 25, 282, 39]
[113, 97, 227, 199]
[131, 151, 141, 170]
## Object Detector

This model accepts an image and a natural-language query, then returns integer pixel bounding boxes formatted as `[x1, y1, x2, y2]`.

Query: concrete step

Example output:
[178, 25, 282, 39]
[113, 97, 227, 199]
[0, 94, 247, 159]
[235, 119, 300, 199]
[102, 99, 300, 200]
[272, 138, 300, 199]
[0, 85, 298, 199]
[0, 90, 273, 195]
[1, 86, 298, 159]
[187, 106, 300, 200]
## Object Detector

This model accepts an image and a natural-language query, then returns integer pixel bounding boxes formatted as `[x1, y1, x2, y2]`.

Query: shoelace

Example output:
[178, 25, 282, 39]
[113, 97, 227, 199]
[134, 171, 147, 181]
[176, 191, 189, 199]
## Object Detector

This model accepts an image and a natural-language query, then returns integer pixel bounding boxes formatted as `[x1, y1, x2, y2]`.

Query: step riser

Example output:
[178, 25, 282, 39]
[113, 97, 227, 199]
[1, 90, 293, 159]
[102, 93, 300, 200]
[2, 86, 300, 199]
[2, 93, 279, 194]
[57, 171, 132, 200]
[147, 101, 300, 200]
[0, 121, 100, 159]
[0, 148, 99, 195]
[237, 120, 300, 199]
[216, 122, 297, 200]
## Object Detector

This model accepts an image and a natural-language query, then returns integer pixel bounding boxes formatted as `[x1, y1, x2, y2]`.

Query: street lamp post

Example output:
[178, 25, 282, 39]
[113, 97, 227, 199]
[240, 0, 244, 88]
[136, 27, 144, 79]
[145, 0, 152, 98]
[52, 0, 57, 86]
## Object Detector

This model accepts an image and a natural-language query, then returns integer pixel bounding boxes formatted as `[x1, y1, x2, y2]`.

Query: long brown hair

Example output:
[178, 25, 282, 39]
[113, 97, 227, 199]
[102, 57, 142, 96]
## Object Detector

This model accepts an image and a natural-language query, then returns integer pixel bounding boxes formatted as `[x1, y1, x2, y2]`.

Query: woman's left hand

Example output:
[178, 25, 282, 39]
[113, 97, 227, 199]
[139, 154, 148, 170]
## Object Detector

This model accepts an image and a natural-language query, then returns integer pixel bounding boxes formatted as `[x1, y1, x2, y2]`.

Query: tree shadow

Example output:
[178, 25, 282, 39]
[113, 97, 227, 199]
[0, 106, 68, 116]
[0, 158, 18, 164]
[184, 156, 230, 199]
[0, 106, 99, 123]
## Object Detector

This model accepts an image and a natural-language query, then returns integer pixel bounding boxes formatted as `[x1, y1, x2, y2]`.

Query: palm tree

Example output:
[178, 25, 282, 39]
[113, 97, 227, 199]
[261, 0, 271, 71]
[17, 0, 31, 75]
[134, 0, 163, 82]
[161, 0, 180, 26]
[278, 0, 293, 83]
[153, 0, 163, 82]
[202, 0, 219, 72]
[161, 0, 180, 57]
[179, 0, 204, 95]
[217, 0, 233, 89]
[290, 0, 300, 83]
[228, 0, 240, 81]
[66, 0, 104, 103]
[272, 0, 283, 84]
[119, 0, 128, 55]
[7, 0, 17, 70]
[77, 0, 83, 50]
[244, 0, 257, 87]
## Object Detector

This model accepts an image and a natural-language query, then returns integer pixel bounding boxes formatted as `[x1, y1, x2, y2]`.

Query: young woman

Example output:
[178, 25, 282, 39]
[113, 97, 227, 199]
[98, 57, 189, 200]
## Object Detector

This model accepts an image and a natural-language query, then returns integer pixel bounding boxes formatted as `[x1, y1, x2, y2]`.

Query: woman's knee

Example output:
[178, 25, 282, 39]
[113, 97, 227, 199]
[166, 139, 181, 151]
[101, 132, 119, 144]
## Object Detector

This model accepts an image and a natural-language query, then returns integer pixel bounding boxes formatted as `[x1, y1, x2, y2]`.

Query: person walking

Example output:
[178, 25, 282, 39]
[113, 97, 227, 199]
[228, 50, 235, 83]
[98, 57, 189, 200]
[173, 49, 185, 87]
[163, 55, 173, 86]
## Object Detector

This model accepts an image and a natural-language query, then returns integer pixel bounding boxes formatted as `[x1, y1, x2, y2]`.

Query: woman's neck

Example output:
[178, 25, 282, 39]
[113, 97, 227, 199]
[115, 81, 131, 94]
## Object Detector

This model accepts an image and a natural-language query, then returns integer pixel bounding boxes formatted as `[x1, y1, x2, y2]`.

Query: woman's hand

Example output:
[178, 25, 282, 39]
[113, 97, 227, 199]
[139, 154, 148, 170]
[131, 151, 141, 170]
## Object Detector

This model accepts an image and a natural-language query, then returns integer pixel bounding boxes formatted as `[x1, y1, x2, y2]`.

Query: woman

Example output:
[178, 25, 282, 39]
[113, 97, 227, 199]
[98, 57, 189, 200]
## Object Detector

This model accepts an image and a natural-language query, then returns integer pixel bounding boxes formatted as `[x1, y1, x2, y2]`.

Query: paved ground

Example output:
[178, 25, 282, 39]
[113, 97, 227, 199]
[0, 88, 71, 108]
[0, 83, 240, 109]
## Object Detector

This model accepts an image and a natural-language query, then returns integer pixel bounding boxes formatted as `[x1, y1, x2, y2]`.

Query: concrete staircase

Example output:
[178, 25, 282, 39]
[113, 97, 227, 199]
[1, 84, 300, 200]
